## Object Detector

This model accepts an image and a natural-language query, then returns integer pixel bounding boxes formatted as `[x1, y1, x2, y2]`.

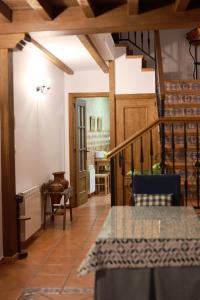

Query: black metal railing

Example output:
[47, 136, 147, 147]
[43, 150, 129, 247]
[113, 31, 155, 62]
[108, 117, 200, 209]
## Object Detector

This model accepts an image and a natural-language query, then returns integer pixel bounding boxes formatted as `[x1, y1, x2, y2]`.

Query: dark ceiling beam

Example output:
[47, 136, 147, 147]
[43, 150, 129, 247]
[76, 0, 95, 18]
[26, 0, 57, 20]
[0, 0, 12, 22]
[77, 34, 109, 73]
[1, 5, 200, 34]
[175, 0, 191, 11]
[127, 0, 139, 15]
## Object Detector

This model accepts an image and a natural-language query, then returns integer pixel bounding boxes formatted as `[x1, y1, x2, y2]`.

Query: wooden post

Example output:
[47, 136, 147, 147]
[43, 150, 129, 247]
[109, 60, 116, 149]
[0, 33, 25, 257]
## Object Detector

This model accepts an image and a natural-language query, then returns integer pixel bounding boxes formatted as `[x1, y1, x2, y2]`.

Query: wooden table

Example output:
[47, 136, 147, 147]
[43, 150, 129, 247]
[43, 187, 73, 230]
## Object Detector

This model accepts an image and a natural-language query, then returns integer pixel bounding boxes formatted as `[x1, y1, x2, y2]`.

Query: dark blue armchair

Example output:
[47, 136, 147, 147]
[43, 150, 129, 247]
[133, 174, 181, 206]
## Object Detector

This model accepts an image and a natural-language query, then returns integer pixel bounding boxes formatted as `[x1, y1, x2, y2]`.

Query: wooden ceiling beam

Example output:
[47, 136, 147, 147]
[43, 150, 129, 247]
[0, 5, 200, 34]
[26, 0, 56, 20]
[28, 36, 74, 75]
[76, 0, 95, 18]
[77, 34, 108, 73]
[175, 0, 191, 11]
[127, 0, 139, 15]
[0, 34, 25, 49]
[0, 0, 12, 22]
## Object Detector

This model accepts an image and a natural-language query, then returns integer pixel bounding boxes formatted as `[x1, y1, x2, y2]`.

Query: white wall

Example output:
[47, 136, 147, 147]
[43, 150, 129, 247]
[14, 44, 66, 193]
[65, 70, 109, 93]
[160, 29, 193, 80]
[115, 47, 155, 94]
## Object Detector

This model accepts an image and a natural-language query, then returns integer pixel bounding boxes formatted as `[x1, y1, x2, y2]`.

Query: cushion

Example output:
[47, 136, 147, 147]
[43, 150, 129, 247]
[133, 193, 173, 206]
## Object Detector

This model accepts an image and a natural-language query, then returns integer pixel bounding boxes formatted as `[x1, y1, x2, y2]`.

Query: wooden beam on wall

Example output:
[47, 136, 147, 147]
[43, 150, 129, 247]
[175, 0, 191, 11]
[127, 0, 139, 15]
[30, 37, 74, 74]
[0, 5, 200, 34]
[0, 48, 17, 257]
[76, 0, 95, 18]
[26, 0, 56, 20]
[77, 35, 108, 73]
[109, 60, 116, 148]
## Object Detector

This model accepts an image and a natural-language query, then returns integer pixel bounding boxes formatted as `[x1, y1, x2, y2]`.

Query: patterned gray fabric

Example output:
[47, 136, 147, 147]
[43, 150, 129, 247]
[78, 238, 200, 276]
[134, 194, 172, 206]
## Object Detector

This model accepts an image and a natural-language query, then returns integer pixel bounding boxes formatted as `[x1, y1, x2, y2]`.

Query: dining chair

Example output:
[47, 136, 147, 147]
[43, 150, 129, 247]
[133, 174, 181, 206]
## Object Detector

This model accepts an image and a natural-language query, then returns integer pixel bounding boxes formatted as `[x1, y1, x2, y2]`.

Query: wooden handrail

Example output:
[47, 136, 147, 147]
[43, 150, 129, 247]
[107, 116, 200, 158]
[154, 30, 165, 101]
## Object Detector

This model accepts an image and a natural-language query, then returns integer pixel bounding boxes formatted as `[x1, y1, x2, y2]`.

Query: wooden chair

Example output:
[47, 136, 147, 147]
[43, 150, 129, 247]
[95, 173, 110, 195]
[133, 174, 181, 206]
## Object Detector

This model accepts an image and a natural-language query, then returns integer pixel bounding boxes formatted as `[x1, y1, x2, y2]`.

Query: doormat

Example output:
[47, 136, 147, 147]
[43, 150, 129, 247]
[19, 287, 93, 299]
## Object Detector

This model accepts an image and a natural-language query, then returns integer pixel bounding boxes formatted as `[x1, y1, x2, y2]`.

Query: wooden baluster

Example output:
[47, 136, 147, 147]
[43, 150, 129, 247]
[184, 123, 188, 206]
[150, 130, 153, 174]
[171, 123, 175, 173]
[148, 31, 150, 55]
[131, 144, 135, 200]
[110, 156, 116, 206]
[140, 136, 144, 174]
[195, 122, 200, 208]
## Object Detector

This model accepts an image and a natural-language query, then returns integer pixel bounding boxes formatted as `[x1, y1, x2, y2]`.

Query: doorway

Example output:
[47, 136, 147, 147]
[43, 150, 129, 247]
[69, 93, 110, 207]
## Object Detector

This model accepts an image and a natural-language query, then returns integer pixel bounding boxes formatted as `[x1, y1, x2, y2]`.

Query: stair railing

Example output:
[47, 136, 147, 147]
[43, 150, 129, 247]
[115, 31, 155, 62]
[108, 117, 200, 209]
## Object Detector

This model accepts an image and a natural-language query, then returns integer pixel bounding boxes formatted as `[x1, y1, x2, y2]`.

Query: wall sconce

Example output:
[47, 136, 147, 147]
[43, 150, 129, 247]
[36, 84, 51, 94]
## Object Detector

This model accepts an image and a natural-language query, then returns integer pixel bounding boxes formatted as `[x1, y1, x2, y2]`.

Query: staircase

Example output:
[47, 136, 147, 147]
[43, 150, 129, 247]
[164, 80, 200, 207]
[108, 31, 200, 208]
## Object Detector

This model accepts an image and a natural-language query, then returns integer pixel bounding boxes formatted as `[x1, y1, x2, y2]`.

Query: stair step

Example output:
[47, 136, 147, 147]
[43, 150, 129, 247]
[166, 90, 200, 96]
[126, 54, 144, 59]
[165, 94, 200, 105]
[165, 107, 200, 116]
[165, 80, 200, 92]
[165, 145, 197, 151]
[165, 129, 199, 136]
[166, 162, 195, 168]
[165, 103, 200, 108]
[142, 68, 154, 72]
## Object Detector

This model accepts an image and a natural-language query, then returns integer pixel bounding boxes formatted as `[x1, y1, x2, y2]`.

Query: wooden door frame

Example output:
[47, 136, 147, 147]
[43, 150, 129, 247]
[68, 92, 109, 206]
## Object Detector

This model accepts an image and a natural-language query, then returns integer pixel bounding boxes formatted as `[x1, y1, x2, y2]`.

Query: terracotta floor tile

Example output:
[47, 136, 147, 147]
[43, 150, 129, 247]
[45, 255, 77, 266]
[0, 287, 23, 300]
[0, 195, 110, 298]
[39, 264, 72, 276]
[27, 274, 67, 288]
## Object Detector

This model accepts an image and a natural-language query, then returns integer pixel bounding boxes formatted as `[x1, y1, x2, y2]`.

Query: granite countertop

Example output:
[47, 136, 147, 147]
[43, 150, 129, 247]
[98, 206, 200, 240]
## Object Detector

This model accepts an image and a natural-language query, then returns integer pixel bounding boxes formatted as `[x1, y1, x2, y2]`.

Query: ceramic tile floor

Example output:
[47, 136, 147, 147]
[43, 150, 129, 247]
[0, 194, 110, 300]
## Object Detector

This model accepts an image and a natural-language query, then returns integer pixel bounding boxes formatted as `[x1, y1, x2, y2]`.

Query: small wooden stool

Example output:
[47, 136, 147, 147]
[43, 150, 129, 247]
[42, 186, 73, 230]
[95, 174, 109, 195]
